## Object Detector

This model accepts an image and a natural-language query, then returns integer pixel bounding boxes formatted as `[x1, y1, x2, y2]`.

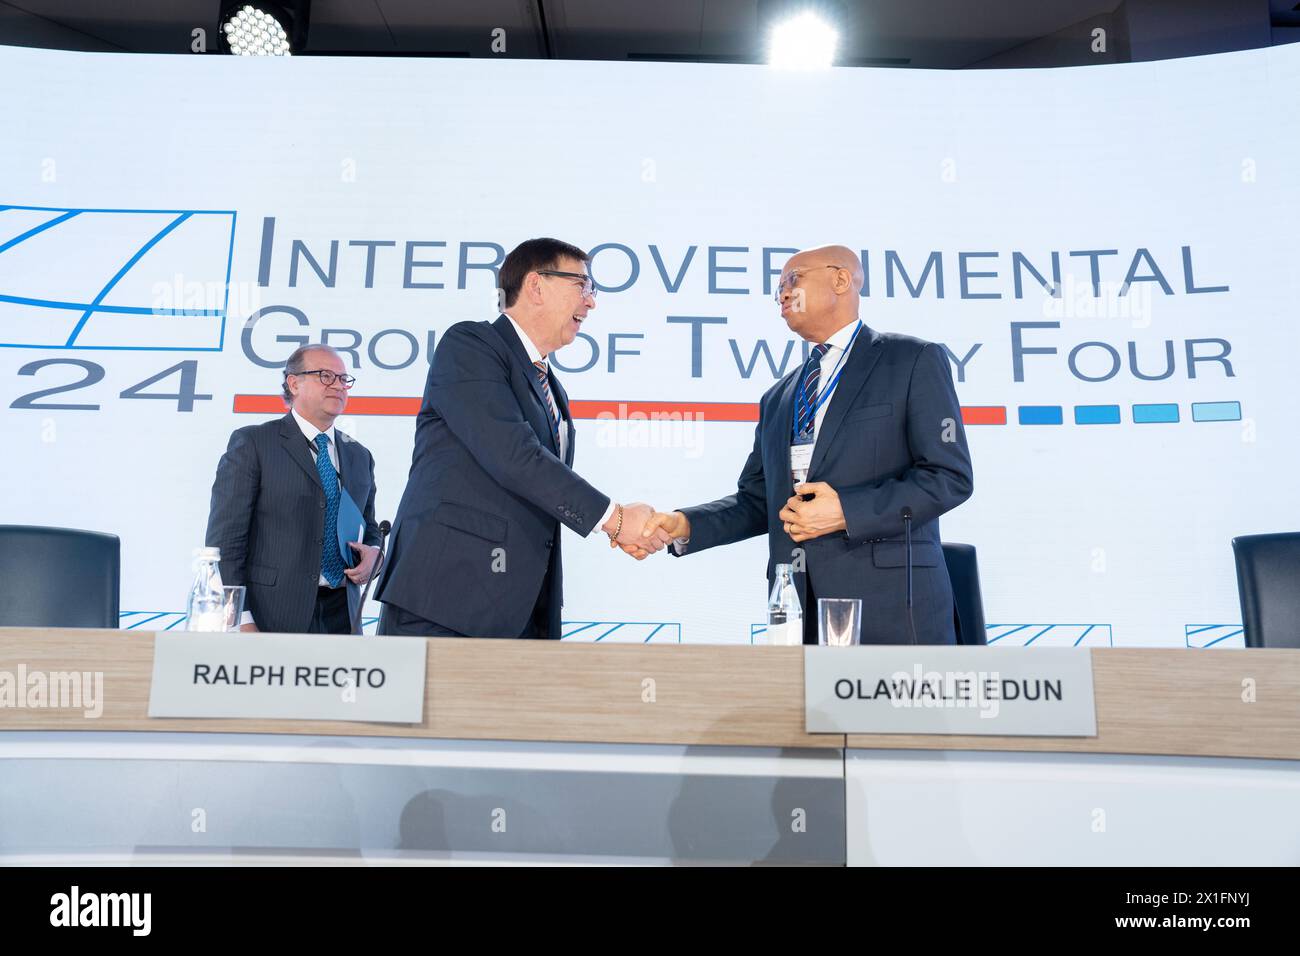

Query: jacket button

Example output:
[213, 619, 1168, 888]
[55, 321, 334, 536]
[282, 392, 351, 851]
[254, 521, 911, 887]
[319, 501, 325, 509]
[546, 539, 554, 548]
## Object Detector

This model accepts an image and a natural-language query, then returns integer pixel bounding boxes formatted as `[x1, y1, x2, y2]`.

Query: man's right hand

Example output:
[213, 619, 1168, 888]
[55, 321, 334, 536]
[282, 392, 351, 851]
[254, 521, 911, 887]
[642, 510, 690, 543]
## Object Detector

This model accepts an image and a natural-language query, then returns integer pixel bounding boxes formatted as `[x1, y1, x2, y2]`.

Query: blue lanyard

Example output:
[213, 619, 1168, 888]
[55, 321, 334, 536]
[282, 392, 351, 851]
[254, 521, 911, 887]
[792, 322, 863, 441]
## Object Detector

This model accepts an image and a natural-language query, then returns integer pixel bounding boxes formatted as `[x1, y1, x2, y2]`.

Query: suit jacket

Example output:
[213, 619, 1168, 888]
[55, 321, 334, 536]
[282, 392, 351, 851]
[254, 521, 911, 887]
[674, 326, 974, 644]
[374, 315, 610, 639]
[205, 413, 382, 634]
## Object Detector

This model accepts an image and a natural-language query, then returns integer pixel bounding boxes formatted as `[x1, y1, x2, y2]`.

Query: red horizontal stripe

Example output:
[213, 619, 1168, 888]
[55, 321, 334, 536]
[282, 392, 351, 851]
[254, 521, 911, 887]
[232, 395, 760, 421]
[962, 406, 1007, 425]
[234, 394, 1004, 426]
[232, 395, 421, 416]
[568, 400, 759, 422]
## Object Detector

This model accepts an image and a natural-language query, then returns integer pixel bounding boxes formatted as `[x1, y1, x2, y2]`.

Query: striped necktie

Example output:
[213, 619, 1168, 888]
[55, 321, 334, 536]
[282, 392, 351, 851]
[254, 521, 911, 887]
[794, 343, 832, 439]
[533, 359, 562, 447]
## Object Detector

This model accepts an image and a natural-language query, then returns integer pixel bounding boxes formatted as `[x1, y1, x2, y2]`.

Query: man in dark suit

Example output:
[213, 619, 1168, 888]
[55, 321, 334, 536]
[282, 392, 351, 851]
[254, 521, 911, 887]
[376, 238, 663, 640]
[643, 245, 974, 644]
[205, 344, 382, 634]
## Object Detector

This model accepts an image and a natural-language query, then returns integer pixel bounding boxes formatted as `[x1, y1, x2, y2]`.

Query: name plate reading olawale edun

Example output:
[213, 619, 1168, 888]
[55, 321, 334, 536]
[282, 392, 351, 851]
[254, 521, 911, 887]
[148, 633, 427, 723]
[804, 646, 1097, 736]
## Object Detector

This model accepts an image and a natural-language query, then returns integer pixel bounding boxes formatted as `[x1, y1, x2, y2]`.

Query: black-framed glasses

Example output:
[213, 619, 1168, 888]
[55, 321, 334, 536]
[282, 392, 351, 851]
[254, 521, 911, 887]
[289, 369, 356, 388]
[537, 269, 597, 298]
[774, 264, 842, 303]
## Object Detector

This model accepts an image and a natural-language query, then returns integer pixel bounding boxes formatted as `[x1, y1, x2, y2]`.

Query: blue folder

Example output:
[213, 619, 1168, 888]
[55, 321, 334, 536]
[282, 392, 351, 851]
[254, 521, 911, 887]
[336, 486, 365, 568]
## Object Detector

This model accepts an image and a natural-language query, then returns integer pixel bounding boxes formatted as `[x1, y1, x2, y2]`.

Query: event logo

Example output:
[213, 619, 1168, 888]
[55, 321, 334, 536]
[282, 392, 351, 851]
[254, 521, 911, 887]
[0, 203, 236, 351]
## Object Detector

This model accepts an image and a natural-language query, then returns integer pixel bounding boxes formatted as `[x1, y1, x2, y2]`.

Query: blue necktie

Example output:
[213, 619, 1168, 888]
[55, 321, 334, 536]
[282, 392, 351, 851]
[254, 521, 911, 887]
[795, 343, 832, 439]
[315, 433, 344, 587]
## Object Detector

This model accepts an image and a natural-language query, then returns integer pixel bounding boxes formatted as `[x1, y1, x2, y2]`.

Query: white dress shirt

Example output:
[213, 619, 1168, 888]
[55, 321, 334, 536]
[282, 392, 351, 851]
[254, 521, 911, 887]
[504, 314, 569, 463]
[504, 313, 617, 535]
[292, 406, 340, 475]
[673, 319, 863, 553]
[805, 319, 863, 443]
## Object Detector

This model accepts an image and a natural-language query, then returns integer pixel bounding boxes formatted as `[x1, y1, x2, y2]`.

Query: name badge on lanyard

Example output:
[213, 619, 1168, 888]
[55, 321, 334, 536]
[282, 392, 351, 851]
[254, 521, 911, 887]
[788, 323, 863, 489]
[790, 439, 814, 487]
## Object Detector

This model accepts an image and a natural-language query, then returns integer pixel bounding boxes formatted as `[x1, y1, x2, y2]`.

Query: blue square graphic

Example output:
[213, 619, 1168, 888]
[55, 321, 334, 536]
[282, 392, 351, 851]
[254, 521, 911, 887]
[1191, 401, 1241, 422]
[0, 204, 237, 351]
[1018, 406, 1063, 425]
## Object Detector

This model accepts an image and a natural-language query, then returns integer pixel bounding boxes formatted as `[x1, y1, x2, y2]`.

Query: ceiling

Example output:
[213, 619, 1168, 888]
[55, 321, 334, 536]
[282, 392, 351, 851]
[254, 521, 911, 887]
[0, 0, 1294, 68]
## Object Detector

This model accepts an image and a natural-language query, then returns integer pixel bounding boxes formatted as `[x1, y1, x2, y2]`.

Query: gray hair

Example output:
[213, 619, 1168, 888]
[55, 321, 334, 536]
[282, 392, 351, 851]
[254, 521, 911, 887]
[282, 344, 342, 405]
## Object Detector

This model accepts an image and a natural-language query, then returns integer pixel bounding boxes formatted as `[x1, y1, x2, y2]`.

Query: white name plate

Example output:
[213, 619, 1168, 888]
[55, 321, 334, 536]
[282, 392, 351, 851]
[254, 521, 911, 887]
[148, 633, 427, 723]
[805, 646, 1097, 736]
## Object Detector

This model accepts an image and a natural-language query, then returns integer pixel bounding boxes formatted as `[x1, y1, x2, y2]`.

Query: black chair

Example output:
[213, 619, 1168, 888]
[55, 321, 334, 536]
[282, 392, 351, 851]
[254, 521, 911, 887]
[942, 543, 987, 646]
[1231, 533, 1300, 648]
[0, 525, 120, 628]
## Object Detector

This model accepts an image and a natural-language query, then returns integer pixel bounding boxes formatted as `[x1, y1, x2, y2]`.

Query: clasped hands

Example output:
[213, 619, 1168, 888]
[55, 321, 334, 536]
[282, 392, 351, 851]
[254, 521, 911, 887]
[604, 481, 846, 560]
[602, 503, 685, 560]
[779, 482, 846, 542]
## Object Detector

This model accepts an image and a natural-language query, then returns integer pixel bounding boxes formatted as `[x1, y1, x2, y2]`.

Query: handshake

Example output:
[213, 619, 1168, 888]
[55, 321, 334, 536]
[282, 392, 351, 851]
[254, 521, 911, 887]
[600, 503, 691, 560]
[599, 482, 848, 559]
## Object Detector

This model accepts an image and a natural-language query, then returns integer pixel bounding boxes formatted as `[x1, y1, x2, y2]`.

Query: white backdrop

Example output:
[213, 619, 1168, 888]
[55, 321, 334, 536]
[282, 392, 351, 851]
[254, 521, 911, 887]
[2, 43, 1297, 646]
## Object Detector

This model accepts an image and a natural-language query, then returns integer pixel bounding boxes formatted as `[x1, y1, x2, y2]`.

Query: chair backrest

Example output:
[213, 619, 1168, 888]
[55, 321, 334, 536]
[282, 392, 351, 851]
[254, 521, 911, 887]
[1231, 533, 1300, 648]
[0, 525, 120, 628]
[942, 543, 987, 646]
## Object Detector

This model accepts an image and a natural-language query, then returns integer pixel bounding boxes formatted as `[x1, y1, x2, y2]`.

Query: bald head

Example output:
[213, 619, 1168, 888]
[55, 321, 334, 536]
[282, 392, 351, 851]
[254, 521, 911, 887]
[789, 245, 864, 291]
[777, 244, 863, 343]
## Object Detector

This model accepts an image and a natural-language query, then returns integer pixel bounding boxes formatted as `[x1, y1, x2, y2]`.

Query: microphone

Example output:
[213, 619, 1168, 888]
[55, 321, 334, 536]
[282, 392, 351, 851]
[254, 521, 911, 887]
[353, 520, 392, 636]
[901, 507, 918, 646]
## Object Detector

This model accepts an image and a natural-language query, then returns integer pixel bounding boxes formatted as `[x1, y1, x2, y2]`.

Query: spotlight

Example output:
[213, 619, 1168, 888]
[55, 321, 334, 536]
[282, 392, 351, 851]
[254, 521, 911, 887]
[768, 10, 839, 70]
[217, 2, 310, 56]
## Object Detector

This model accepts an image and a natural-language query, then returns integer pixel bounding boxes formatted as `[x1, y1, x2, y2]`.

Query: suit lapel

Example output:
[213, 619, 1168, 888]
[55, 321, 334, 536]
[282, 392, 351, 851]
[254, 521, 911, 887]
[493, 314, 560, 455]
[336, 429, 357, 498]
[279, 414, 323, 490]
[770, 369, 801, 485]
[769, 369, 800, 455]
[810, 327, 883, 477]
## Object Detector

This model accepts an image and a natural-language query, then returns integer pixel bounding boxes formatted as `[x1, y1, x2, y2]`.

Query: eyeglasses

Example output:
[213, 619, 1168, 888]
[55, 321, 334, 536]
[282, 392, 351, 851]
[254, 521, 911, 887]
[537, 269, 597, 298]
[774, 265, 842, 303]
[289, 369, 356, 388]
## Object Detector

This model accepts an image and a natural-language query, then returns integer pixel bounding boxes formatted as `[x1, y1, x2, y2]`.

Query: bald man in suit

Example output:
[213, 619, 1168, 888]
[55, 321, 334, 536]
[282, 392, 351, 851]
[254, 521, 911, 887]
[643, 245, 974, 644]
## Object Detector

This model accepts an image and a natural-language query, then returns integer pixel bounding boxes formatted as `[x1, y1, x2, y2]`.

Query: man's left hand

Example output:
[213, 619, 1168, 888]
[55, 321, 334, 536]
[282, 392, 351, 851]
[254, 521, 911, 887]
[344, 542, 381, 584]
[779, 482, 847, 543]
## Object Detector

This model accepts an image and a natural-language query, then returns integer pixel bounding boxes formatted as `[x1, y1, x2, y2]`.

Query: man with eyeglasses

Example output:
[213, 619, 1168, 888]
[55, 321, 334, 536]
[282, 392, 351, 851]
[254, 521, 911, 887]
[642, 245, 975, 645]
[205, 344, 383, 634]
[376, 237, 665, 639]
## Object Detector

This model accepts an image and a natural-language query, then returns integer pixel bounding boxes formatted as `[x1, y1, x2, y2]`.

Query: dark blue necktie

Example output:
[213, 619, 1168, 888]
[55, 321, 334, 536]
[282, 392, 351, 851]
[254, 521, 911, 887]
[794, 343, 832, 439]
[315, 433, 344, 587]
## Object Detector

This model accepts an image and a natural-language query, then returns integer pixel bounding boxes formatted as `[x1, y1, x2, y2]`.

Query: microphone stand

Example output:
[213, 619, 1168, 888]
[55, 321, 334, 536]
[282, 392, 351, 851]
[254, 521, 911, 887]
[902, 507, 918, 645]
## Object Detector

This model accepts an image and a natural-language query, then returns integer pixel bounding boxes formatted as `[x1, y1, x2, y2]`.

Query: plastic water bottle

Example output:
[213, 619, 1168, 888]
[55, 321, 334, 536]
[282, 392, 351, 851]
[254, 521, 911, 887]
[185, 547, 225, 632]
[766, 563, 803, 646]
